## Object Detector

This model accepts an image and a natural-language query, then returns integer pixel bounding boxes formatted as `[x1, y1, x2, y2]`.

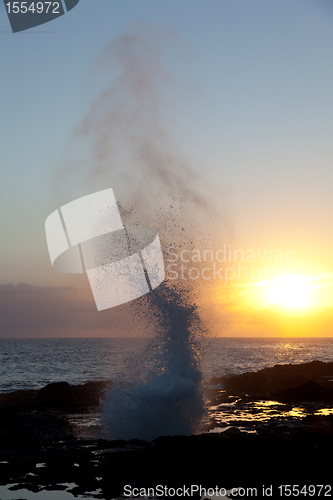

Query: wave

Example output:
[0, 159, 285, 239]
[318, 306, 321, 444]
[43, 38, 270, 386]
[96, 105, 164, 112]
[101, 284, 206, 441]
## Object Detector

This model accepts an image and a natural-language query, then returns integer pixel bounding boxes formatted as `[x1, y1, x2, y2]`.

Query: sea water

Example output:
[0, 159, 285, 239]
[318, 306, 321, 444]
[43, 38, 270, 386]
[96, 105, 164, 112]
[0, 336, 332, 393]
[0, 336, 332, 500]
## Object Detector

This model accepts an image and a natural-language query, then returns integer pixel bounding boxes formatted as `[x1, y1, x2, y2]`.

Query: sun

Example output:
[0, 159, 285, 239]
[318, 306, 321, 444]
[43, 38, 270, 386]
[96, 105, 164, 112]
[267, 275, 310, 309]
[237, 272, 333, 315]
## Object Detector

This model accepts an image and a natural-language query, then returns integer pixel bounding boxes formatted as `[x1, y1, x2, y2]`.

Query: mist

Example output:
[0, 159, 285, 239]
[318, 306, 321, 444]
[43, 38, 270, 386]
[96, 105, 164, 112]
[57, 24, 228, 252]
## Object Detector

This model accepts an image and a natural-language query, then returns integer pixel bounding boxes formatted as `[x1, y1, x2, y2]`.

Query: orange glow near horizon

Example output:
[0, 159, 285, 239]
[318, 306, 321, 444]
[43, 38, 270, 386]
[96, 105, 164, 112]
[207, 272, 333, 337]
[237, 273, 333, 315]
[265, 275, 310, 309]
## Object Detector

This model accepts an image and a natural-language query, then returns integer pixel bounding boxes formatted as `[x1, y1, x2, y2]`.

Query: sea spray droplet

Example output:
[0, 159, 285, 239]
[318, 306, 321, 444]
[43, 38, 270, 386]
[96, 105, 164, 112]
[54, 27, 223, 440]
[102, 283, 206, 441]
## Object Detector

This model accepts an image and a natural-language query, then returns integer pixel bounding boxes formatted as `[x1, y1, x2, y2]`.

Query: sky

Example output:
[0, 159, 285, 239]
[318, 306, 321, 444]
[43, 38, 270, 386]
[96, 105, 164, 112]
[1, 0, 333, 337]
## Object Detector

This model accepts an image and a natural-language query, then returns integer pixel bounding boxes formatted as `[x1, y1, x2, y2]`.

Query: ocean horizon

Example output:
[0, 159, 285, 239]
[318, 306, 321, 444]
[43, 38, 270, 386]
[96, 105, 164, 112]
[1, 336, 332, 393]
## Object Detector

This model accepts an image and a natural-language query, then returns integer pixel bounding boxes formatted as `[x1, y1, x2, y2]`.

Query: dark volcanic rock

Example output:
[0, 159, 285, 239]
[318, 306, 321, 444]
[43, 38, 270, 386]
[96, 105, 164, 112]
[37, 380, 111, 412]
[0, 407, 75, 446]
[275, 380, 333, 402]
[210, 360, 333, 396]
[0, 425, 333, 499]
[0, 381, 111, 449]
[1, 370, 333, 499]
[0, 380, 111, 413]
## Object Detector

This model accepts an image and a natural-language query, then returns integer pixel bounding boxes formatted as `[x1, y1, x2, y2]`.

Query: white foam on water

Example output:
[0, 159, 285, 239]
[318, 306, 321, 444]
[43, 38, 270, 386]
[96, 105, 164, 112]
[102, 284, 206, 441]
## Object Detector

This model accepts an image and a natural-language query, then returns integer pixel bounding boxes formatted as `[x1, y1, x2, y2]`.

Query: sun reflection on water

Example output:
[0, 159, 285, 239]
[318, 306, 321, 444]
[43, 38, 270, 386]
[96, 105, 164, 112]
[207, 399, 333, 431]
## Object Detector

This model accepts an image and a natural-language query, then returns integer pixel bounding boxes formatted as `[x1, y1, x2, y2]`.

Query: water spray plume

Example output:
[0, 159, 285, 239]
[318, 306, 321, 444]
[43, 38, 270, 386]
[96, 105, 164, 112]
[56, 24, 227, 440]
[102, 283, 205, 440]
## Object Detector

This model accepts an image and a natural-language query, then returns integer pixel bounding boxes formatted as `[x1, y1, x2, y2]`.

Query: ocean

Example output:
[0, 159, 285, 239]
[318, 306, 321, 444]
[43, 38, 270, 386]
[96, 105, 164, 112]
[1, 337, 332, 500]
[0, 336, 332, 393]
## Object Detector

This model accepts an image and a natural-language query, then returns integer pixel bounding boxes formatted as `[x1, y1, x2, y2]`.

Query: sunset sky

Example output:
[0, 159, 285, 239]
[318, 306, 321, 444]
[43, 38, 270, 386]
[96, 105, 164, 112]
[1, 0, 333, 337]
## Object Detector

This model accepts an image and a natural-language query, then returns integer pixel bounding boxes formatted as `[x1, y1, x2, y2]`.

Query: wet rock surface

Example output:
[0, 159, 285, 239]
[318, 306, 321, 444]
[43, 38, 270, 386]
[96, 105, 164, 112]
[0, 380, 111, 412]
[0, 364, 333, 498]
[1, 425, 333, 499]
[0, 381, 110, 449]
[209, 359, 333, 397]
[205, 360, 333, 437]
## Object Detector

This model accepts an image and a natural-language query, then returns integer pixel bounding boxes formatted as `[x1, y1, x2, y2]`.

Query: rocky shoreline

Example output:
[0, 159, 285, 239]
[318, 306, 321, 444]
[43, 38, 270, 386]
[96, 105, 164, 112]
[0, 361, 333, 498]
